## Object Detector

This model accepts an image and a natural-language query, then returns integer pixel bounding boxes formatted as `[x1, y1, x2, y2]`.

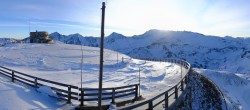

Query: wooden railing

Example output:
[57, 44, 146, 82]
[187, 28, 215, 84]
[118, 58, 191, 110]
[0, 65, 79, 103]
[0, 65, 139, 106]
[79, 84, 139, 106]
[0, 58, 191, 109]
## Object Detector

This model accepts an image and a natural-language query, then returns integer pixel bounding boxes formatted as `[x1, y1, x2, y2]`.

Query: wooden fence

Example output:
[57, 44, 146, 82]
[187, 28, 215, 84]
[118, 58, 191, 110]
[0, 65, 139, 106]
[79, 84, 139, 106]
[0, 58, 191, 109]
[0, 65, 79, 103]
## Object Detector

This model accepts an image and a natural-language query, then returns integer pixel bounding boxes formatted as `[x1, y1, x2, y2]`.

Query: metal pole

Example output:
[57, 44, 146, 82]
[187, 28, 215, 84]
[98, 2, 105, 110]
[117, 51, 118, 65]
[181, 61, 183, 79]
[80, 39, 84, 107]
[139, 67, 141, 96]
[80, 40, 84, 90]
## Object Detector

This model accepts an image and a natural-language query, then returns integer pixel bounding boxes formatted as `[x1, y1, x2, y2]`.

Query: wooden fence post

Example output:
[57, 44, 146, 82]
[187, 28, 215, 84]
[175, 86, 178, 99]
[149, 101, 153, 110]
[185, 76, 188, 84]
[11, 71, 14, 82]
[181, 80, 184, 91]
[164, 92, 168, 109]
[67, 86, 71, 103]
[80, 88, 84, 106]
[34, 78, 38, 88]
[135, 85, 138, 100]
[112, 88, 115, 104]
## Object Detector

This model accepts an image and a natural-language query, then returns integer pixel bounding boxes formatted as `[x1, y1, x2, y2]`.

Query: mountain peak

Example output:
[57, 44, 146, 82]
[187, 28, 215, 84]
[50, 32, 61, 36]
[106, 32, 125, 39]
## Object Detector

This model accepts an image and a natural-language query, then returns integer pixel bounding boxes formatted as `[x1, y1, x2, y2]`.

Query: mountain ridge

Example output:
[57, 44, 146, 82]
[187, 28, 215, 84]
[1, 30, 250, 73]
[48, 30, 250, 74]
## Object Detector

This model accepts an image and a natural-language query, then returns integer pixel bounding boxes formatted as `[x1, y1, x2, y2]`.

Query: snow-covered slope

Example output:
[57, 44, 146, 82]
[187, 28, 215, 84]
[49, 30, 250, 74]
[47, 29, 250, 109]
[0, 43, 186, 107]
[195, 69, 250, 110]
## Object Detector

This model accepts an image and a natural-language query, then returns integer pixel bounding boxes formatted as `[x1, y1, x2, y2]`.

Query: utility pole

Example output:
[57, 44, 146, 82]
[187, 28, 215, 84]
[98, 2, 105, 110]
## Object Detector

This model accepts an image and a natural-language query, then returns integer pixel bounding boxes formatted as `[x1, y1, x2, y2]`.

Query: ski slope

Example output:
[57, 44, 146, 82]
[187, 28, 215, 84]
[0, 43, 185, 109]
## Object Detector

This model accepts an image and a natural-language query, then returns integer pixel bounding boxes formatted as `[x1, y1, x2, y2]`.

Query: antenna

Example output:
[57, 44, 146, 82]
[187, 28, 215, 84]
[29, 18, 30, 33]
[80, 38, 84, 89]
[79, 37, 84, 107]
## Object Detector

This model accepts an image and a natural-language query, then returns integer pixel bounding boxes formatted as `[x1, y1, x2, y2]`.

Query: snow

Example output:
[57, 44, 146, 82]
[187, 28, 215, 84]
[37, 86, 59, 98]
[3, 29, 249, 109]
[0, 75, 73, 110]
[108, 103, 117, 110]
[195, 69, 250, 110]
[0, 43, 186, 108]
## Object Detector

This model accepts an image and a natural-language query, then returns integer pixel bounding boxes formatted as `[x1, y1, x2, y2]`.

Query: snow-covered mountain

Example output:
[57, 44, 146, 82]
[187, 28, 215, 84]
[48, 30, 250, 109]
[49, 29, 250, 74]
[0, 38, 20, 46]
[49, 32, 99, 47]
[2, 29, 250, 109]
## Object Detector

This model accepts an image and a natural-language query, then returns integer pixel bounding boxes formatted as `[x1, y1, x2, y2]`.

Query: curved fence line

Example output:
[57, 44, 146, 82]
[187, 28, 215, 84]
[0, 58, 226, 110]
[118, 58, 191, 110]
[0, 58, 190, 109]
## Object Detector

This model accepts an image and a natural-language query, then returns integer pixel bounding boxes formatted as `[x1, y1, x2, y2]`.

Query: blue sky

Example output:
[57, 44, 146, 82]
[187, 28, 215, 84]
[0, 0, 250, 39]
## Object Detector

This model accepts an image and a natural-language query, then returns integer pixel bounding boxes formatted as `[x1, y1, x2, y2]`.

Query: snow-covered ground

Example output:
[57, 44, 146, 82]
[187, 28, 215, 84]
[195, 69, 250, 110]
[0, 75, 74, 109]
[0, 43, 186, 109]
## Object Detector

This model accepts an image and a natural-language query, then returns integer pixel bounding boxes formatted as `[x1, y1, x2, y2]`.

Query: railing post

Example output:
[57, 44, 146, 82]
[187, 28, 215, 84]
[164, 92, 168, 109]
[34, 78, 38, 88]
[181, 80, 184, 91]
[149, 101, 153, 110]
[185, 76, 188, 84]
[135, 84, 138, 100]
[80, 88, 84, 106]
[67, 86, 71, 103]
[175, 86, 178, 99]
[11, 71, 14, 82]
[112, 88, 115, 104]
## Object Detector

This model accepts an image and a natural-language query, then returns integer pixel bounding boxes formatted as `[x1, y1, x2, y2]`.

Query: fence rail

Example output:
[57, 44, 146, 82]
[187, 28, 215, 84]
[0, 65, 79, 103]
[78, 84, 139, 106]
[0, 65, 139, 106]
[0, 58, 191, 109]
[119, 58, 191, 110]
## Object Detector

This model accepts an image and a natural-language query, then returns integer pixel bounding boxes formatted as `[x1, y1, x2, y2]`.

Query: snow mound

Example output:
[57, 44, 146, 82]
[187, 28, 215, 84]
[37, 86, 58, 98]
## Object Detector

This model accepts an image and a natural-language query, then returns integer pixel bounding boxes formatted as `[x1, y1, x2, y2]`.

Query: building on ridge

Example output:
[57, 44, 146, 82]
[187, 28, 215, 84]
[30, 30, 53, 44]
